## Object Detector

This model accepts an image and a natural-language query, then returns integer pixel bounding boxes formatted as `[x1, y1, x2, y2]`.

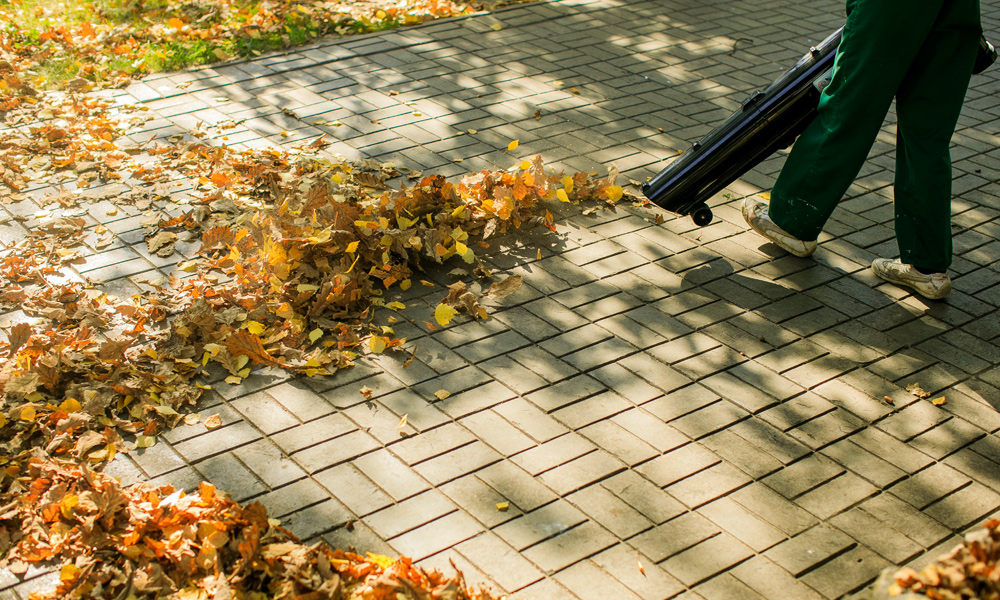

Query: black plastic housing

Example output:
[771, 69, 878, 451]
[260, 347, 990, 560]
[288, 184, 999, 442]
[642, 28, 843, 226]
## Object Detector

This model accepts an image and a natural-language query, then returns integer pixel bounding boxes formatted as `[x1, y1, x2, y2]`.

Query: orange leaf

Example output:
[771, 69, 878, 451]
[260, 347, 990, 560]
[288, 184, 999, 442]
[168, 17, 185, 30]
[79, 22, 95, 37]
[226, 330, 283, 366]
[211, 172, 231, 187]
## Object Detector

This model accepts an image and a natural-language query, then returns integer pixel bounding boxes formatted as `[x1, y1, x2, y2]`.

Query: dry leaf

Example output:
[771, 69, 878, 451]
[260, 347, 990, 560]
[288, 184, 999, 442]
[434, 389, 450, 400]
[204, 414, 223, 429]
[931, 396, 946, 406]
[496, 502, 509, 511]
[906, 382, 931, 398]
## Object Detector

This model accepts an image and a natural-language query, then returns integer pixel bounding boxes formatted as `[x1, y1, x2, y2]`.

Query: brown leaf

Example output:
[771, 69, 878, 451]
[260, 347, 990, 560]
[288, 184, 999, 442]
[7, 322, 31, 357]
[146, 231, 178, 257]
[226, 330, 283, 366]
[204, 414, 223, 430]
[482, 275, 522, 301]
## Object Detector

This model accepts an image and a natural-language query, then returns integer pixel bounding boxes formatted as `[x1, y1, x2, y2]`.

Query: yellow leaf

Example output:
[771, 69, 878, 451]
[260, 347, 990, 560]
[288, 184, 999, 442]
[400, 279, 412, 291]
[605, 185, 623, 202]
[367, 553, 396, 569]
[59, 398, 82, 413]
[276, 302, 295, 319]
[931, 396, 946, 406]
[520, 160, 531, 170]
[346, 241, 359, 253]
[388, 301, 406, 310]
[467, 129, 478, 134]
[561, 176, 574, 194]
[309, 328, 323, 343]
[434, 389, 451, 400]
[490, 23, 503, 31]
[60, 564, 81, 582]
[369, 336, 388, 354]
[135, 435, 156, 448]
[246, 321, 265, 335]
[507, 139, 519, 151]
[496, 502, 509, 511]
[435, 303, 458, 326]
[225, 375, 242, 385]
[760, 192, 771, 200]
[557, 189, 569, 203]
[19, 406, 35, 422]
[537, 248, 542, 260]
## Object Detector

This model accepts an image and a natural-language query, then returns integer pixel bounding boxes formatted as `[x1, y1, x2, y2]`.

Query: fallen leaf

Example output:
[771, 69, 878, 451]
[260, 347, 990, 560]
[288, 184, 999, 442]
[434, 389, 450, 400]
[204, 414, 223, 429]
[932, 396, 946, 406]
[434, 303, 459, 326]
[907, 383, 931, 398]
[496, 502, 509, 511]
[507, 139, 519, 151]
[397, 414, 408, 429]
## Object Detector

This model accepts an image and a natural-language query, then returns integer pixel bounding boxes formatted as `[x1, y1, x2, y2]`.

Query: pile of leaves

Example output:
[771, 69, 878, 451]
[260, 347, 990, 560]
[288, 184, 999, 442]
[891, 519, 1000, 599]
[0, 456, 504, 599]
[0, 125, 626, 478]
[0, 0, 476, 100]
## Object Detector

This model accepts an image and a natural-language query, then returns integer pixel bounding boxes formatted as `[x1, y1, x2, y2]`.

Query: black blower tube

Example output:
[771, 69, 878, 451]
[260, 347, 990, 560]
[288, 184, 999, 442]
[643, 29, 997, 227]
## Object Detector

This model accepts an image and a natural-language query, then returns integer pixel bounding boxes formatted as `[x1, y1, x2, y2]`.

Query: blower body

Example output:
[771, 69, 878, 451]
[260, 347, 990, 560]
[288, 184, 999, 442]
[641, 28, 843, 226]
[642, 30, 997, 227]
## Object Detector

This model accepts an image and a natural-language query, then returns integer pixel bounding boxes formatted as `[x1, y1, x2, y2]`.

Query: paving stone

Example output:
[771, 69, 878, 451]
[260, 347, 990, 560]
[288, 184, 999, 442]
[909, 416, 986, 460]
[693, 573, 766, 600]
[195, 452, 268, 502]
[922, 482, 1000, 530]
[701, 372, 779, 414]
[699, 497, 786, 553]
[610, 408, 690, 453]
[730, 483, 818, 537]
[637, 443, 720, 488]
[493, 499, 587, 551]
[390, 422, 477, 465]
[829, 508, 924, 564]
[389, 510, 482, 561]
[456, 531, 545, 592]
[553, 557, 644, 600]
[890, 463, 973, 510]
[662, 533, 754, 587]
[567, 484, 654, 539]
[730, 556, 825, 600]
[642, 383, 720, 421]
[364, 489, 457, 539]
[702, 430, 784, 479]
[578, 421, 659, 466]
[667, 463, 752, 509]
[795, 472, 878, 520]
[758, 392, 836, 431]
[590, 544, 685, 600]
[526, 375, 606, 413]
[764, 523, 855, 577]
[314, 463, 393, 517]
[671, 400, 750, 439]
[631, 512, 721, 563]
[538, 450, 625, 495]
[414, 441, 502, 485]
[789, 408, 868, 449]
[476, 460, 558, 513]
[551, 391, 631, 429]
[821, 439, 907, 487]
[946, 446, 1000, 492]
[352, 448, 430, 501]
[493, 397, 570, 443]
[730, 418, 810, 464]
[799, 545, 892, 599]
[255, 477, 330, 518]
[269, 413, 357, 454]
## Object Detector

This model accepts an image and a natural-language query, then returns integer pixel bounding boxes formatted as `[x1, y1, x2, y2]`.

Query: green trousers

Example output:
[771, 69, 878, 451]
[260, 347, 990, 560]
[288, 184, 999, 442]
[768, 0, 981, 272]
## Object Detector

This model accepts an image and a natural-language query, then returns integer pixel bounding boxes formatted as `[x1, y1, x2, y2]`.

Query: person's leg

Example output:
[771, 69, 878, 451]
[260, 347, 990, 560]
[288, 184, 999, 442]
[892, 0, 981, 273]
[765, 0, 949, 242]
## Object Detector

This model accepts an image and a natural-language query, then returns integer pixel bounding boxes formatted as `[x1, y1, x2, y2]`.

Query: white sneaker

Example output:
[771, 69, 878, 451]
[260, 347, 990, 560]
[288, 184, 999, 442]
[871, 258, 952, 299]
[741, 197, 817, 257]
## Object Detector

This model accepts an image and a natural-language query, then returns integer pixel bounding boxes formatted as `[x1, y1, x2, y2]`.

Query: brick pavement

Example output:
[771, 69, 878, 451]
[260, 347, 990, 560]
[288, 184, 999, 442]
[4, 0, 1000, 598]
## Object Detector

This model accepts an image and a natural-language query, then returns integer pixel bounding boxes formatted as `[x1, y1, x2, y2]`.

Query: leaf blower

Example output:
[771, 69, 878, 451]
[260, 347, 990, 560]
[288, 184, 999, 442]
[642, 29, 997, 226]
